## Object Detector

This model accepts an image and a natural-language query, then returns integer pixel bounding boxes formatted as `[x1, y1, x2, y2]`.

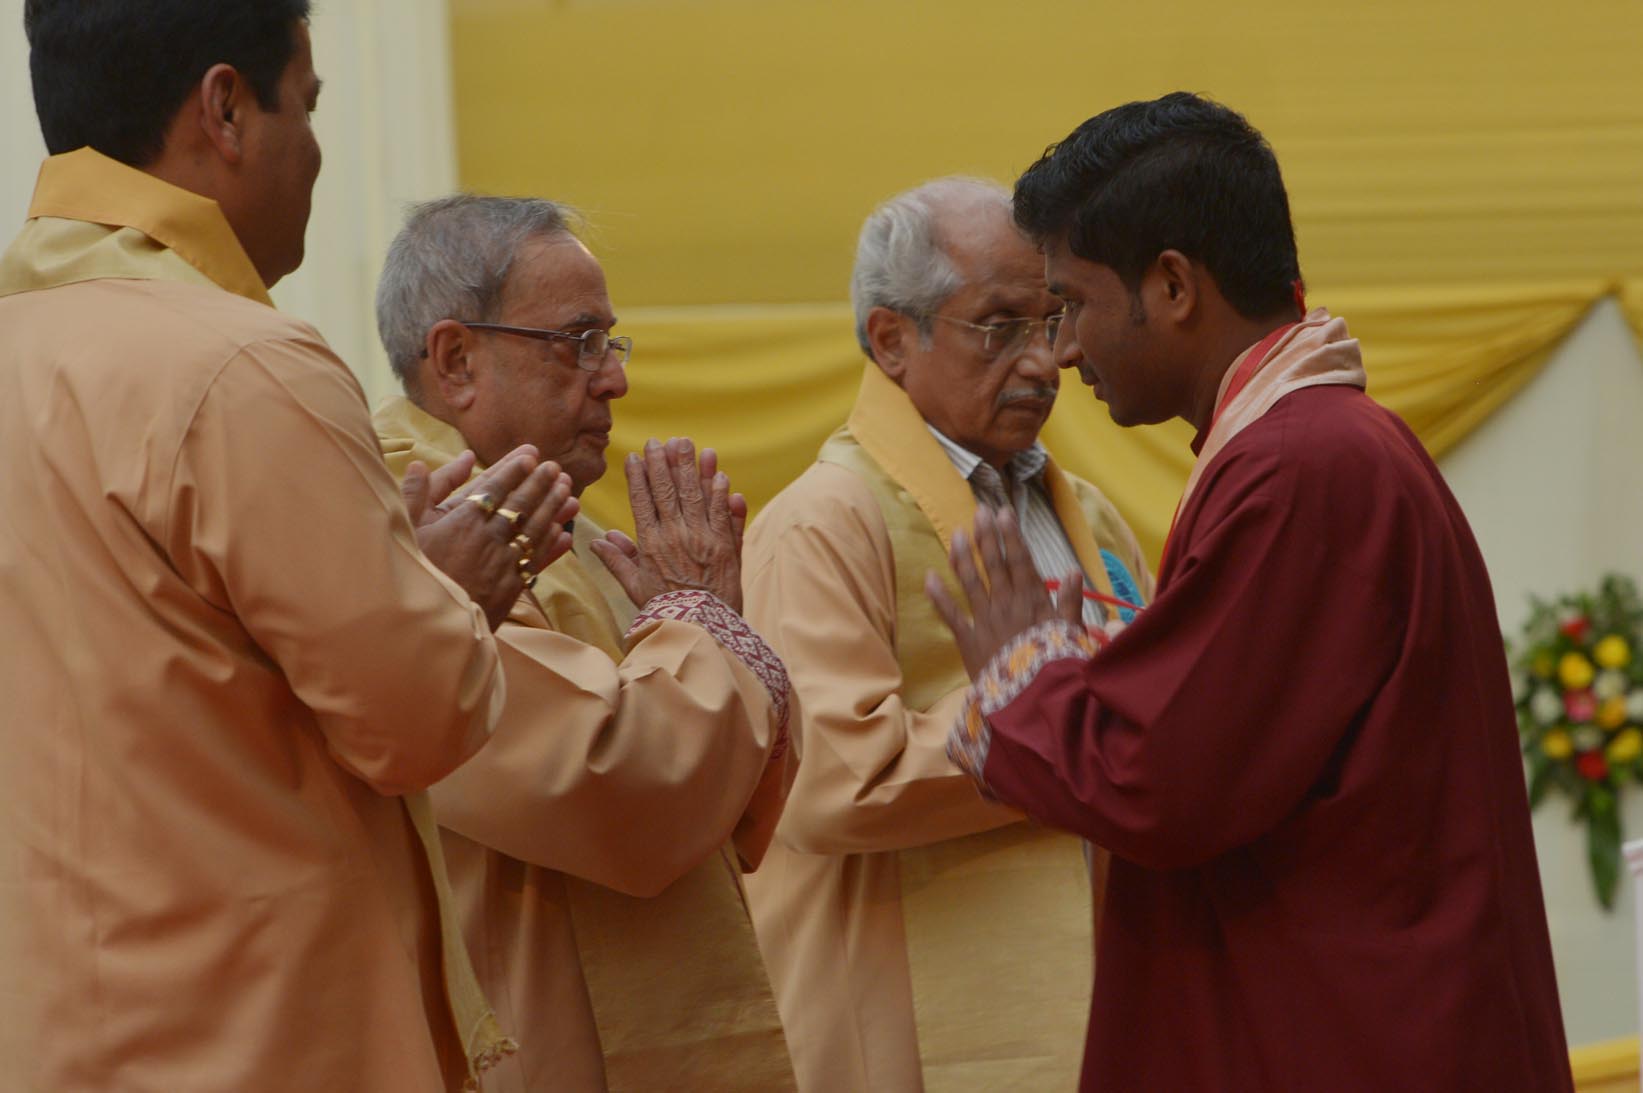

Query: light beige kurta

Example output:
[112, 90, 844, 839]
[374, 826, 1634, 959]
[376, 397, 797, 1092]
[0, 151, 510, 1091]
[743, 365, 1153, 1093]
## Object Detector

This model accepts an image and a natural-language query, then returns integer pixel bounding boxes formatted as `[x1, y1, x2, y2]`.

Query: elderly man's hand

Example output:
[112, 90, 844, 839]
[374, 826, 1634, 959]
[404, 445, 577, 630]
[591, 437, 747, 613]
[926, 506, 1084, 678]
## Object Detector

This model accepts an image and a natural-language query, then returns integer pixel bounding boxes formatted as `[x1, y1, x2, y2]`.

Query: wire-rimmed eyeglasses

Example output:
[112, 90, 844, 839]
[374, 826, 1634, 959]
[923, 312, 1064, 359]
[460, 321, 632, 371]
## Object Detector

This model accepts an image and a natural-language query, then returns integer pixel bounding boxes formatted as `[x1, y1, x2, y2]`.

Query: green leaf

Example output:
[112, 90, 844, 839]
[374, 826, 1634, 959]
[1587, 794, 1624, 911]
[1581, 784, 1615, 820]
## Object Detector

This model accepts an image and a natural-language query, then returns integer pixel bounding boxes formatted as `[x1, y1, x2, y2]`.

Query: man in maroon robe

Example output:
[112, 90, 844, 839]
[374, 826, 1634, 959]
[928, 92, 1572, 1092]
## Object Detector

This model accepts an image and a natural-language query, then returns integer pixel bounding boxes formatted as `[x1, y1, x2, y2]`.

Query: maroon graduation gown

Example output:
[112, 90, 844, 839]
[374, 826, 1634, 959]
[979, 384, 1571, 1091]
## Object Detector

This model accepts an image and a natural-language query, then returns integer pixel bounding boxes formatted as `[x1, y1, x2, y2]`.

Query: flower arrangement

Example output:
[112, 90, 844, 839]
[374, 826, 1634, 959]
[1512, 574, 1643, 910]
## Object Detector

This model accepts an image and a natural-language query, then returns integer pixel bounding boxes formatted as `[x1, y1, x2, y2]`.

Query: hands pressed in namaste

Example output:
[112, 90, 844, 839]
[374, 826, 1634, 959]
[403, 444, 578, 630]
[591, 437, 749, 613]
[926, 505, 1084, 679]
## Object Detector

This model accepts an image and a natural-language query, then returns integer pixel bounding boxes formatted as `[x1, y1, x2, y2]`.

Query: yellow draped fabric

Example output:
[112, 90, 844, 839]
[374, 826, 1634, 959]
[571, 284, 1596, 563]
[1623, 280, 1643, 348]
[449, 0, 1643, 565]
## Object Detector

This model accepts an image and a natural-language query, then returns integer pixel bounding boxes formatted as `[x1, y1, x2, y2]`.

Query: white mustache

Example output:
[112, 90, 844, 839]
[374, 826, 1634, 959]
[995, 386, 1057, 410]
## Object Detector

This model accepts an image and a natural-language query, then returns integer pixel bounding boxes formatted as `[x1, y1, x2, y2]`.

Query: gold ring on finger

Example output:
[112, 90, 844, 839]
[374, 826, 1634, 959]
[497, 507, 522, 528]
[521, 570, 539, 590]
[510, 533, 534, 559]
[466, 492, 496, 516]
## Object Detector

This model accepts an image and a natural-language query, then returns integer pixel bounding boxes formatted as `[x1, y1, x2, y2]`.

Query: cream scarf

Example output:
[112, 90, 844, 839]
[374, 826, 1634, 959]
[1180, 309, 1369, 516]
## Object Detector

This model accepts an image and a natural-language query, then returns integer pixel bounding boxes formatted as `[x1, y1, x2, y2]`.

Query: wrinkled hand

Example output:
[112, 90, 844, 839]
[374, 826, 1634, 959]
[405, 444, 578, 630]
[590, 437, 747, 613]
[926, 506, 1083, 678]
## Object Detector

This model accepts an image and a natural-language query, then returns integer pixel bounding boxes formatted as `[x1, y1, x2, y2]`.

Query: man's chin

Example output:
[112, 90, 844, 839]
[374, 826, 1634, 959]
[1100, 398, 1145, 428]
[1103, 401, 1174, 429]
[565, 455, 605, 496]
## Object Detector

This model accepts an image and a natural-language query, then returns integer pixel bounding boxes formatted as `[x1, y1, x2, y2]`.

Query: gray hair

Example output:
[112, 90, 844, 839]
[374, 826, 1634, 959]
[376, 193, 579, 388]
[848, 176, 1012, 359]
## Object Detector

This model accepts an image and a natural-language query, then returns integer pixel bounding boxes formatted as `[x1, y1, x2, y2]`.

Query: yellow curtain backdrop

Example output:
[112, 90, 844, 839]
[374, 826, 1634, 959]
[448, 0, 1643, 562]
[568, 283, 1598, 560]
[1624, 280, 1643, 348]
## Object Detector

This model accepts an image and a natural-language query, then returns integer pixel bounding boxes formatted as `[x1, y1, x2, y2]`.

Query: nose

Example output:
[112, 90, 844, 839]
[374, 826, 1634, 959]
[1014, 326, 1059, 383]
[589, 353, 628, 399]
[1052, 320, 1083, 372]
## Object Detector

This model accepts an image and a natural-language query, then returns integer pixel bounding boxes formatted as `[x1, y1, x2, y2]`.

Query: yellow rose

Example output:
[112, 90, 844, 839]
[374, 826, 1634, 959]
[1607, 728, 1643, 766]
[1542, 729, 1574, 760]
[1598, 696, 1629, 730]
[1560, 652, 1596, 691]
[1595, 635, 1633, 670]
[1532, 651, 1556, 679]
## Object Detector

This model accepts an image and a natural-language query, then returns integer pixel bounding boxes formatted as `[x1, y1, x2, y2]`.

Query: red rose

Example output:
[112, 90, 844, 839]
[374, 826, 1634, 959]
[1560, 616, 1592, 643]
[1577, 750, 1610, 782]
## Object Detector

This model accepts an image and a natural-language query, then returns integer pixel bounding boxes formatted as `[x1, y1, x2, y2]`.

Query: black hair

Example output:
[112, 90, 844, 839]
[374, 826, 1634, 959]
[1014, 92, 1302, 320]
[24, 0, 312, 167]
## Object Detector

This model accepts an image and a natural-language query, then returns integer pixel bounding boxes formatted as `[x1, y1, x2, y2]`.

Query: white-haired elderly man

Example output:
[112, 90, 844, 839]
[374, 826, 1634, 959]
[372, 195, 796, 1093]
[742, 177, 1153, 1092]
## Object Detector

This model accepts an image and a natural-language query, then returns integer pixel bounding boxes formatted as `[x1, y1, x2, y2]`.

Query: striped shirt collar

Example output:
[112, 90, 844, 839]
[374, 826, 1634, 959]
[925, 424, 1050, 488]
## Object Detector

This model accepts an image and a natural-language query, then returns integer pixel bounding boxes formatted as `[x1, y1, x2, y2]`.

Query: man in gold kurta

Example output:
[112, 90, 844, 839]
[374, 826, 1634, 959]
[742, 178, 1153, 1091]
[0, 5, 573, 1091]
[373, 195, 796, 1092]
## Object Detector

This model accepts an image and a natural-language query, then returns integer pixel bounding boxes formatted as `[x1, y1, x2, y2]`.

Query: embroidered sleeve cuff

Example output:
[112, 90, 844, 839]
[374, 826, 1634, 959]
[628, 590, 793, 749]
[946, 619, 1100, 793]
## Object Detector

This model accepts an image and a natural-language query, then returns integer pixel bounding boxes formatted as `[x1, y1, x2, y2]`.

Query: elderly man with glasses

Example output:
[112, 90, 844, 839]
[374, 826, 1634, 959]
[741, 177, 1152, 1092]
[372, 195, 796, 1092]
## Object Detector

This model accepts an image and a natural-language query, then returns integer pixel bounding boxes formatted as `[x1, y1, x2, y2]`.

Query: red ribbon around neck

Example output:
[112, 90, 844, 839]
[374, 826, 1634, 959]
[1043, 577, 1144, 617]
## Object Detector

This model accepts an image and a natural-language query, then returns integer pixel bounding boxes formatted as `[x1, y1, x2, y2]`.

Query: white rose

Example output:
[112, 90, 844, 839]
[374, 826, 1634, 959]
[1595, 671, 1628, 701]
[1628, 690, 1643, 721]
[1531, 688, 1564, 726]
[1573, 725, 1605, 752]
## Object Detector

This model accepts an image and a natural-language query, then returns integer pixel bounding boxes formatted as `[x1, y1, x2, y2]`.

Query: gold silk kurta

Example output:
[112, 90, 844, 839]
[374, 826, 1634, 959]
[743, 364, 1153, 1093]
[0, 150, 512, 1091]
[376, 396, 797, 1092]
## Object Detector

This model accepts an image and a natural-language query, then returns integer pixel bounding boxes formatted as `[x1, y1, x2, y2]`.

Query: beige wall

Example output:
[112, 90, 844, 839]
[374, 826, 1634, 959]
[1, 0, 44, 226]
[1439, 298, 1643, 1043]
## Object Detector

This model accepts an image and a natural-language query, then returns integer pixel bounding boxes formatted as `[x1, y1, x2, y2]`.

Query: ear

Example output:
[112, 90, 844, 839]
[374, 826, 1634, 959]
[1148, 249, 1199, 325]
[865, 306, 913, 384]
[425, 319, 479, 411]
[196, 64, 250, 165]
